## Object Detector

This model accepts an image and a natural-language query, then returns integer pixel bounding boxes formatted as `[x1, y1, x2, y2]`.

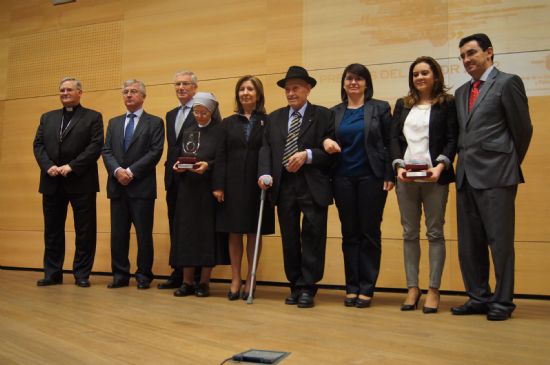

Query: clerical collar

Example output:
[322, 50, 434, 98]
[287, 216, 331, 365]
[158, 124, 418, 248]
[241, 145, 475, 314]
[63, 104, 80, 112]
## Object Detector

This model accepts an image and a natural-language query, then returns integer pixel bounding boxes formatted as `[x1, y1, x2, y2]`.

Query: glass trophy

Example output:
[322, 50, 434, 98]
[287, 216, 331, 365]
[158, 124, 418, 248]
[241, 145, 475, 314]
[177, 131, 200, 169]
[403, 158, 432, 179]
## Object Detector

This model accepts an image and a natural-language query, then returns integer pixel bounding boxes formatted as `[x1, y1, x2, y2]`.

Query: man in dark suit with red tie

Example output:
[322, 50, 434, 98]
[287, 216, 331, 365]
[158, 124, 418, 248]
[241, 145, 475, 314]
[102, 79, 165, 290]
[451, 33, 533, 320]
[33, 77, 104, 287]
[157, 71, 222, 290]
[258, 66, 334, 308]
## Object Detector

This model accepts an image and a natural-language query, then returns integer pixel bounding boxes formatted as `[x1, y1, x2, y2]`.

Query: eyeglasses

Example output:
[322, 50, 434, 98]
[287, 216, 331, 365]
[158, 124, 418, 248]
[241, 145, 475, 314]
[344, 76, 365, 83]
[459, 48, 479, 61]
[193, 110, 210, 117]
[122, 89, 141, 95]
[175, 82, 196, 87]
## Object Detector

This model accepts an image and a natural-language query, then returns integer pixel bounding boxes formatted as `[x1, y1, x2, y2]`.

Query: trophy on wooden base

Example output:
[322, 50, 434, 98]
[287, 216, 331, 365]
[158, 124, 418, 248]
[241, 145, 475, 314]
[177, 131, 200, 169]
[403, 159, 432, 179]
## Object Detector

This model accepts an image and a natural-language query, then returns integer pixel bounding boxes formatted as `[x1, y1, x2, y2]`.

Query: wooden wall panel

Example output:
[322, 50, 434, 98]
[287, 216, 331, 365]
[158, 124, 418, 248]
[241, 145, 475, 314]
[121, 0, 303, 86]
[7, 22, 123, 98]
[0, 6, 7, 101]
[515, 96, 549, 241]
[1, 0, 549, 295]
[7, 0, 124, 36]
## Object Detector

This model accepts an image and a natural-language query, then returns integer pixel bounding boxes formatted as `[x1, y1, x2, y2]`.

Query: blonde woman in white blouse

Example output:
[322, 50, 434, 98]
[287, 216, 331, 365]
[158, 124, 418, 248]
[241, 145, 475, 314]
[390, 56, 458, 313]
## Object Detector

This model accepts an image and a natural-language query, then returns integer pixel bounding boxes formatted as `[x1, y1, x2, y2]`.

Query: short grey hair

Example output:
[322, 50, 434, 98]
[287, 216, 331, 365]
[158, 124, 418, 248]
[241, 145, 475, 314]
[173, 70, 198, 84]
[123, 79, 146, 96]
[60, 77, 82, 90]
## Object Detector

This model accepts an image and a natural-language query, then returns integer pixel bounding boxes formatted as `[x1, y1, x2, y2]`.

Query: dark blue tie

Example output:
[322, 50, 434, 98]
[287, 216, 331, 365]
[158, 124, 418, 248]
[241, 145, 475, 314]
[124, 113, 136, 151]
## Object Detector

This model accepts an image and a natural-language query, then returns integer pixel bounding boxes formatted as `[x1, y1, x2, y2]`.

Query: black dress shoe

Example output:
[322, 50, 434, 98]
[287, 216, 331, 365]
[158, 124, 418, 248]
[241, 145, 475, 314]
[297, 292, 315, 308]
[195, 283, 210, 297]
[487, 308, 512, 321]
[107, 280, 129, 289]
[157, 279, 182, 289]
[75, 278, 91, 287]
[285, 293, 299, 305]
[344, 296, 357, 307]
[450, 303, 487, 315]
[401, 292, 422, 311]
[174, 283, 195, 297]
[137, 281, 151, 290]
[228, 290, 240, 301]
[37, 277, 63, 286]
[355, 297, 372, 308]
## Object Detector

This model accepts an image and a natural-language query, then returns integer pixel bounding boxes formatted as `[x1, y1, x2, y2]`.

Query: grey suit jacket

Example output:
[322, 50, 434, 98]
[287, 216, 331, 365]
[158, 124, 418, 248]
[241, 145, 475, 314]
[455, 67, 533, 189]
[102, 111, 165, 199]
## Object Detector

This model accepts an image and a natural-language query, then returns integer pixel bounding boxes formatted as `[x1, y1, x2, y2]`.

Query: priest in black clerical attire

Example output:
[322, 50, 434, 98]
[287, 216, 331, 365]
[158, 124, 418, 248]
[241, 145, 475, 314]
[33, 77, 104, 288]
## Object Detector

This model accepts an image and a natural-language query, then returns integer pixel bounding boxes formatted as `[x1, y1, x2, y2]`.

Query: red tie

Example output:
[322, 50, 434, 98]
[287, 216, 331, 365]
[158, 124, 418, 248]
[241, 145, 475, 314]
[468, 80, 481, 112]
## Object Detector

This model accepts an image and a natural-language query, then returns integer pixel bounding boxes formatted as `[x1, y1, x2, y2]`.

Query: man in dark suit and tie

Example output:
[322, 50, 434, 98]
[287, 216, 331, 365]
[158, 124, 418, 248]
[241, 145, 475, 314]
[33, 77, 104, 287]
[451, 33, 533, 320]
[157, 71, 222, 290]
[102, 79, 165, 289]
[258, 66, 334, 308]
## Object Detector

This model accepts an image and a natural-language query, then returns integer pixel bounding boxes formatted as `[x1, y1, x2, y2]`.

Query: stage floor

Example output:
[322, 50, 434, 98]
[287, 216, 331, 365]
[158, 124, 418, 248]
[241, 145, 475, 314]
[1, 270, 549, 365]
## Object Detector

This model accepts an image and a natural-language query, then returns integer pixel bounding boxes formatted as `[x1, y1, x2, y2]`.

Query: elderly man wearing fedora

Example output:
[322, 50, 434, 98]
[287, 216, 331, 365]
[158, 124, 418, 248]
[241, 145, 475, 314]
[258, 66, 335, 308]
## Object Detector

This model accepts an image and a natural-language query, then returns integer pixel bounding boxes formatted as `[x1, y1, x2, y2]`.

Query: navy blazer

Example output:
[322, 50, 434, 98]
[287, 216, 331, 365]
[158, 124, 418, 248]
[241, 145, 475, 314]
[390, 98, 458, 185]
[331, 99, 394, 182]
[164, 106, 196, 191]
[102, 111, 165, 199]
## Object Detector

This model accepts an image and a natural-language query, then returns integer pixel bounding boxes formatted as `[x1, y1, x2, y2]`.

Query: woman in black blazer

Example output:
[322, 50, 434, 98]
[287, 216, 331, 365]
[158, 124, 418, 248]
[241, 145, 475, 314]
[323, 63, 394, 308]
[212, 76, 275, 300]
[390, 56, 458, 313]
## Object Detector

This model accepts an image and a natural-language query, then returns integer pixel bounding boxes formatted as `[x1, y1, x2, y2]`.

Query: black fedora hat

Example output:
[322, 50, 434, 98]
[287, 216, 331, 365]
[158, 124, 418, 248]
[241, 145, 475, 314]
[277, 66, 317, 88]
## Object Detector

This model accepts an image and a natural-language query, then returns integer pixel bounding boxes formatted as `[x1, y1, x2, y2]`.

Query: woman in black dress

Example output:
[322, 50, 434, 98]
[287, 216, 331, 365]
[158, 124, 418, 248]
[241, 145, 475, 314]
[172, 92, 224, 298]
[213, 76, 275, 300]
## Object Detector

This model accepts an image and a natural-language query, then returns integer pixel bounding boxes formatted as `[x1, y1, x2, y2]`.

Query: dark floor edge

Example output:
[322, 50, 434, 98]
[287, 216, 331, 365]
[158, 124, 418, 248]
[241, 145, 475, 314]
[2, 265, 548, 300]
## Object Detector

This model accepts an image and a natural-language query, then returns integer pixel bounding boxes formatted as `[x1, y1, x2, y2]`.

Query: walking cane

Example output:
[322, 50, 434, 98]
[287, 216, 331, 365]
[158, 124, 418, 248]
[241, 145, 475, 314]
[246, 176, 271, 304]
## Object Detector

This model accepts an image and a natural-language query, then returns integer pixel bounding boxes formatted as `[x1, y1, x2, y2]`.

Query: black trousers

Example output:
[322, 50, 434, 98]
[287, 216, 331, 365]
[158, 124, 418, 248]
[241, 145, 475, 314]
[110, 194, 155, 283]
[42, 191, 97, 280]
[333, 175, 387, 296]
[457, 177, 517, 314]
[277, 171, 328, 295]
[166, 183, 183, 282]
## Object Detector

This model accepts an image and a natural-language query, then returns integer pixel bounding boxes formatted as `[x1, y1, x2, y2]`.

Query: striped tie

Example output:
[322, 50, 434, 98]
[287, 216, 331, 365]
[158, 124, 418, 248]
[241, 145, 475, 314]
[282, 111, 301, 167]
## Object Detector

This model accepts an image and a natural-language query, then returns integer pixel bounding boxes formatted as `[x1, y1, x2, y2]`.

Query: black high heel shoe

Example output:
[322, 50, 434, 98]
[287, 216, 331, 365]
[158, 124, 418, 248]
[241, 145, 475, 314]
[401, 290, 422, 311]
[422, 290, 440, 314]
[227, 289, 241, 301]
[344, 295, 357, 307]
[355, 296, 372, 308]
[422, 305, 438, 314]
